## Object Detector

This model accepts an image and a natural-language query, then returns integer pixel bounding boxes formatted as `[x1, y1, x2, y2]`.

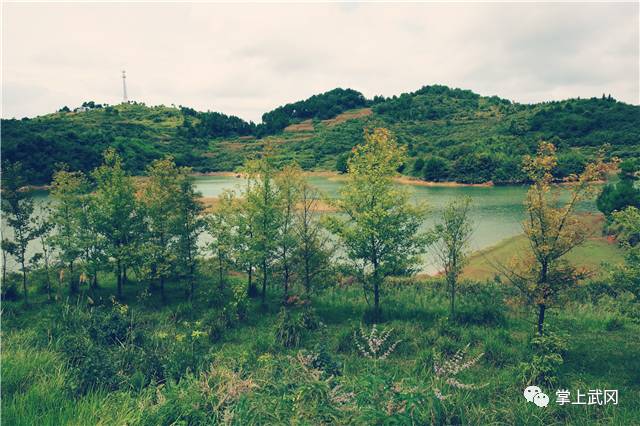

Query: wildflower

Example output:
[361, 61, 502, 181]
[354, 325, 401, 360]
[191, 330, 207, 339]
[432, 344, 487, 399]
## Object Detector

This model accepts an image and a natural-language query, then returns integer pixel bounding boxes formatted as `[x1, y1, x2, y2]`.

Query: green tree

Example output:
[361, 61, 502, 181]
[50, 167, 87, 294]
[276, 164, 303, 302]
[294, 182, 332, 294]
[611, 206, 640, 247]
[434, 197, 473, 318]
[92, 148, 142, 299]
[235, 185, 258, 297]
[77, 190, 105, 290]
[326, 128, 429, 320]
[336, 153, 349, 174]
[609, 207, 640, 297]
[597, 180, 640, 217]
[1, 162, 40, 303]
[174, 167, 204, 301]
[33, 206, 55, 300]
[423, 156, 448, 182]
[139, 157, 182, 302]
[206, 190, 237, 292]
[245, 155, 283, 305]
[597, 159, 639, 217]
[501, 142, 609, 335]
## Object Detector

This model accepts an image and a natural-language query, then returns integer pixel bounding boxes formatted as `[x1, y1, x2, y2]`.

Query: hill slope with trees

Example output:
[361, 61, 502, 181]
[2, 85, 638, 184]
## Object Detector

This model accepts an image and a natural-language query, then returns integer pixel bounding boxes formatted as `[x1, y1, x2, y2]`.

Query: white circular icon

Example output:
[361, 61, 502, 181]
[533, 392, 550, 407]
[524, 385, 542, 402]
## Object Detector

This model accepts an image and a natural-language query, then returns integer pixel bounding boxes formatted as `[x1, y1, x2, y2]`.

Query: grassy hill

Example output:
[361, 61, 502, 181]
[2, 85, 638, 184]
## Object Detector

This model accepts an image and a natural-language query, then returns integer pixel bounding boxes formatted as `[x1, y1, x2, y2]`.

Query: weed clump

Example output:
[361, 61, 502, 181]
[274, 308, 305, 348]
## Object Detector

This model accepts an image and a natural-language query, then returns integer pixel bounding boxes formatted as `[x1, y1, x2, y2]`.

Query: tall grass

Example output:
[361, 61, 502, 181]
[2, 273, 639, 424]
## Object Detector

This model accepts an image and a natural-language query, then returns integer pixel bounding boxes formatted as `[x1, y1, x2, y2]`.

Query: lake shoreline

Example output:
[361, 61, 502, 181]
[19, 170, 608, 192]
[193, 170, 499, 188]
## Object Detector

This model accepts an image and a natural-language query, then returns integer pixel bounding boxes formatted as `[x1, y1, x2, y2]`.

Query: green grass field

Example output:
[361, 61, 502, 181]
[3, 259, 639, 425]
[464, 214, 625, 281]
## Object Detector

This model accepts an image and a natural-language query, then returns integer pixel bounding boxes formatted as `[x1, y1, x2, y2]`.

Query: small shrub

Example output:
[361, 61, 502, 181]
[1, 276, 20, 301]
[231, 281, 249, 321]
[202, 311, 226, 342]
[160, 333, 210, 382]
[59, 334, 118, 394]
[599, 292, 640, 323]
[519, 330, 568, 387]
[87, 304, 131, 346]
[274, 308, 305, 348]
[301, 306, 322, 330]
[605, 316, 624, 331]
[306, 341, 342, 377]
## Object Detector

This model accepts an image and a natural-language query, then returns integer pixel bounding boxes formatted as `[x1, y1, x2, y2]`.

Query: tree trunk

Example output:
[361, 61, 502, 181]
[218, 255, 224, 291]
[261, 258, 267, 305]
[537, 304, 546, 335]
[44, 261, 51, 301]
[304, 252, 311, 294]
[1, 249, 7, 289]
[372, 251, 380, 321]
[21, 259, 28, 305]
[373, 278, 380, 322]
[116, 260, 122, 298]
[283, 262, 289, 304]
[189, 262, 195, 302]
[247, 265, 256, 297]
[537, 262, 548, 335]
[69, 261, 78, 295]
[449, 275, 456, 320]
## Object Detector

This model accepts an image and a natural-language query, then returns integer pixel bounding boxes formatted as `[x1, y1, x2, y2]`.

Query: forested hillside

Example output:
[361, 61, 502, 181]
[2, 85, 638, 184]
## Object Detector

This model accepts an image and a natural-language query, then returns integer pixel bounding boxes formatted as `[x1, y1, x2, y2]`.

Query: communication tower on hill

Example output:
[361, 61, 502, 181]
[122, 70, 128, 103]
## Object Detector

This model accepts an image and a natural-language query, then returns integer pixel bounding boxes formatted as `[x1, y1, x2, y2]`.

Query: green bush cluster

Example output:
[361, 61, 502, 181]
[519, 329, 569, 387]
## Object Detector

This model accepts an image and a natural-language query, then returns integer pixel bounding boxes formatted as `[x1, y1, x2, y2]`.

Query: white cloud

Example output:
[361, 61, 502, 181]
[2, 2, 638, 121]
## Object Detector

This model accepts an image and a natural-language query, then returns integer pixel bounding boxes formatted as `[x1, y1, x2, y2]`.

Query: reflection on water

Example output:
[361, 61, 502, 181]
[2, 176, 596, 274]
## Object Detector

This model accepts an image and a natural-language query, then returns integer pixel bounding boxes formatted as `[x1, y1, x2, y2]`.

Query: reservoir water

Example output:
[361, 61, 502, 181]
[2, 175, 596, 274]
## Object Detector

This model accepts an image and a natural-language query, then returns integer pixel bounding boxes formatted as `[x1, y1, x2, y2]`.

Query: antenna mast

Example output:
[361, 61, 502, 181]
[122, 70, 128, 103]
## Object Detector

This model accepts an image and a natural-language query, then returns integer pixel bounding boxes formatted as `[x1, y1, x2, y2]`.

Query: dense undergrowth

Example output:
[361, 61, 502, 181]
[3, 268, 639, 425]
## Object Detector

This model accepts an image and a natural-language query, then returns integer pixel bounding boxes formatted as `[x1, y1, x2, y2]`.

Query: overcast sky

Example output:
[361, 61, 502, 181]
[2, 2, 638, 121]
